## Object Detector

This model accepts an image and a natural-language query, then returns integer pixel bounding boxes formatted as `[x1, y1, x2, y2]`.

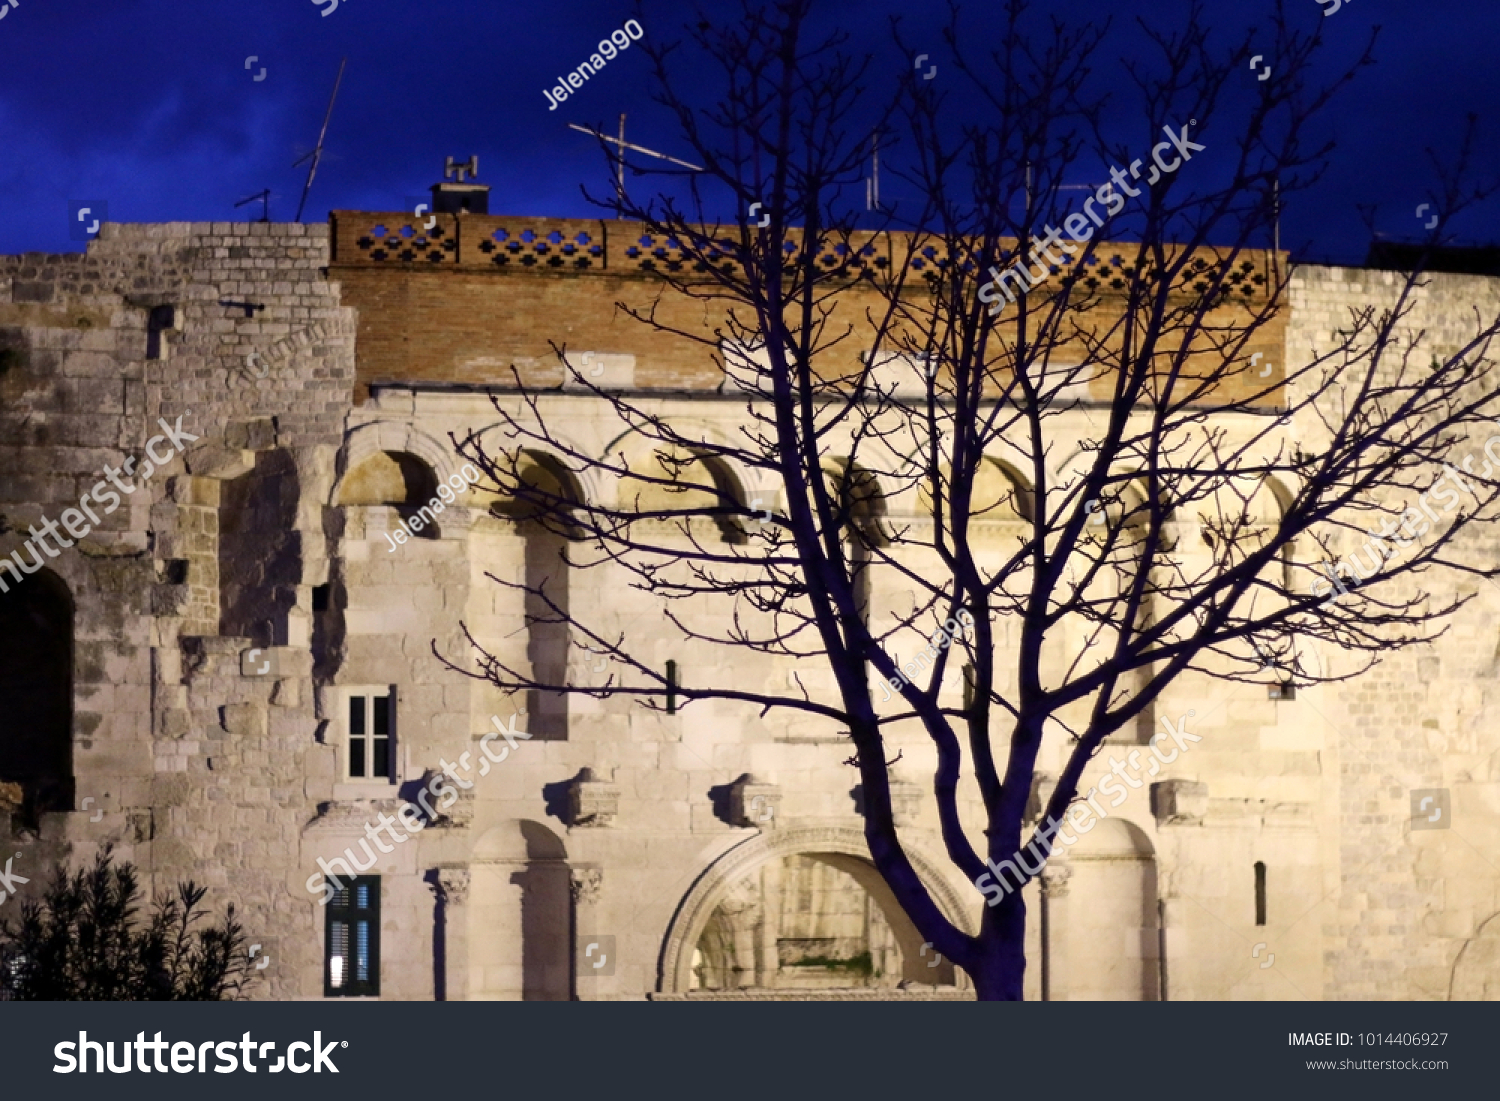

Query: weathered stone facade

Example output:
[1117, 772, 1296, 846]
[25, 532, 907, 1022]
[0, 210, 1495, 1000]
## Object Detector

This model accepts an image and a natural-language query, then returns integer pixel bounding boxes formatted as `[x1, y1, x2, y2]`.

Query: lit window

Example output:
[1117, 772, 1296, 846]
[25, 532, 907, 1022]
[325, 876, 380, 997]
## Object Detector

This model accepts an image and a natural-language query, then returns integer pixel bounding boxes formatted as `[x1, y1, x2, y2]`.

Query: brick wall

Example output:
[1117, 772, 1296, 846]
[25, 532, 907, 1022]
[331, 210, 1286, 406]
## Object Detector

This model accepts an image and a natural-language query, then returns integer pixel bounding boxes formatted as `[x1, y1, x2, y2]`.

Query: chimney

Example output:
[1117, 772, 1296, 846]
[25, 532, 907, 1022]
[430, 156, 490, 215]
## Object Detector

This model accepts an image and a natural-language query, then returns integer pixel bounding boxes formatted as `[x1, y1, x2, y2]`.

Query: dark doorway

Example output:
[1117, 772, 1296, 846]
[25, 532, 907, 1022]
[0, 567, 74, 818]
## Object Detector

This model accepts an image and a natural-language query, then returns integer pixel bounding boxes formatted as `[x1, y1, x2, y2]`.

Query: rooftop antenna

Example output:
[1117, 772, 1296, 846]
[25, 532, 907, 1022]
[294, 56, 348, 222]
[567, 118, 703, 207]
[866, 131, 881, 211]
[235, 189, 272, 223]
[1022, 161, 1099, 219]
[444, 155, 479, 183]
[1273, 177, 1281, 256]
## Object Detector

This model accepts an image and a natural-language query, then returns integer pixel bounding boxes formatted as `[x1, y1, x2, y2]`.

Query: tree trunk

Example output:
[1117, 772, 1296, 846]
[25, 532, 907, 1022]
[969, 885, 1028, 1000]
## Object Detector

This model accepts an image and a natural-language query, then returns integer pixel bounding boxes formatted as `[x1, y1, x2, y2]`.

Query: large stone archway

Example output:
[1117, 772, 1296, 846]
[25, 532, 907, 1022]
[656, 826, 976, 996]
[1449, 910, 1500, 1000]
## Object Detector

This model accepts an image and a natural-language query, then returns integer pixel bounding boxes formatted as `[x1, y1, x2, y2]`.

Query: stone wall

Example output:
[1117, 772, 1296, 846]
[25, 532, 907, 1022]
[1288, 265, 1500, 999]
[0, 221, 355, 998]
[1, 214, 1496, 1003]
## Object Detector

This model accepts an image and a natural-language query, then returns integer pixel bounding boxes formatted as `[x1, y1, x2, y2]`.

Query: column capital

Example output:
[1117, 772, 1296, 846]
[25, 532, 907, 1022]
[434, 866, 471, 905]
[1040, 860, 1072, 898]
[570, 865, 604, 906]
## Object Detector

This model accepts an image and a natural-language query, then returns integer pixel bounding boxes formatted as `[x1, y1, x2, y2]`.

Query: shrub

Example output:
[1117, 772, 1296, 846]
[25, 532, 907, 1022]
[0, 847, 255, 1000]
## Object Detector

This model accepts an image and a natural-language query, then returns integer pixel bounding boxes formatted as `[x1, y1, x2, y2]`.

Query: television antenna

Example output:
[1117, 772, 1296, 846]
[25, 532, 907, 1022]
[1022, 162, 1100, 218]
[294, 57, 348, 222]
[235, 189, 272, 223]
[1273, 177, 1281, 256]
[567, 115, 703, 204]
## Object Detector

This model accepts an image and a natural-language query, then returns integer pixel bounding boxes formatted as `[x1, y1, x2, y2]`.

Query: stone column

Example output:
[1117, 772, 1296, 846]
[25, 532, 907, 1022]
[570, 865, 606, 1001]
[434, 867, 470, 1001]
[488, 865, 528, 1000]
[756, 858, 782, 989]
[1158, 896, 1186, 1001]
[1040, 860, 1072, 1002]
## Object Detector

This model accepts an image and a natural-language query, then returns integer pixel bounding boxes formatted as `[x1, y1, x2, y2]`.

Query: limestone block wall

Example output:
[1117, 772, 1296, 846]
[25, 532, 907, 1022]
[332, 384, 1327, 1001]
[1288, 265, 1500, 999]
[0, 221, 355, 999]
[5, 218, 1496, 1002]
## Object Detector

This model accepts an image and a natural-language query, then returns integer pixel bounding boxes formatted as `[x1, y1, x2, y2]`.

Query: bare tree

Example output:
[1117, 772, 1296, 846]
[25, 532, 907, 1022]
[439, 0, 1500, 998]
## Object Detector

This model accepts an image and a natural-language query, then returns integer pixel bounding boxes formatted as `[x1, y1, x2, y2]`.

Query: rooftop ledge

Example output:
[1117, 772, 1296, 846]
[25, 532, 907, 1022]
[366, 378, 1288, 414]
[328, 211, 1279, 305]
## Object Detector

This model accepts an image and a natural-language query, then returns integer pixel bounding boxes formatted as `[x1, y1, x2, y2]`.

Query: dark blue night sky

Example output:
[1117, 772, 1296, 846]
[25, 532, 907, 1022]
[1, 0, 1497, 265]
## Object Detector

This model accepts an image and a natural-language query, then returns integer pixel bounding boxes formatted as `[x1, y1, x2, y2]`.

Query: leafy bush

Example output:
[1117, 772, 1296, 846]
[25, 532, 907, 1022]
[0, 848, 255, 1000]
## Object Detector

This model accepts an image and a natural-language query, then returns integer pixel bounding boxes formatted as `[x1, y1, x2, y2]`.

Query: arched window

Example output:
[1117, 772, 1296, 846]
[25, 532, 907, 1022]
[627, 448, 747, 543]
[0, 567, 74, 818]
[337, 450, 442, 537]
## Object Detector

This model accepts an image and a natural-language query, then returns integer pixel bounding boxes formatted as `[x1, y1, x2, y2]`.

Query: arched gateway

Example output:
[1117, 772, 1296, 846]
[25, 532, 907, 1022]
[655, 826, 977, 998]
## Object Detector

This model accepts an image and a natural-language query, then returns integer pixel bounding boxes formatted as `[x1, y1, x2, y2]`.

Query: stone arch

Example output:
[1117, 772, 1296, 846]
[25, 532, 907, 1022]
[602, 425, 755, 521]
[1050, 449, 1175, 530]
[464, 447, 587, 741]
[0, 565, 74, 818]
[1448, 909, 1500, 1000]
[338, 422, 457, 501]
[468, 424, 602, 512]
[918, 456, 1034, 523]
[1195, 474, 1284, 551]
[658, 826, 975, 994]
[1191, 473, 1294, 632]
[472, 817, 568, 862]
[982, 457, 1036, 521]
[479, 447, 586, 523]
[337, 450, 440, 508]
[623, 445, 749, 542]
